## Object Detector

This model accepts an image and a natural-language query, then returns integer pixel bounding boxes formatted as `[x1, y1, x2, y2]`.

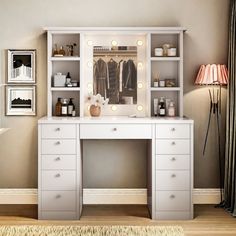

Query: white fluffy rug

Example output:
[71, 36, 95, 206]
[0, 225, 184, 236]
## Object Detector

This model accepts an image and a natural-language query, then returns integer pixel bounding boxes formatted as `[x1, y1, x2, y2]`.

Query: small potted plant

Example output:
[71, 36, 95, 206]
[87, 93, 109, 117]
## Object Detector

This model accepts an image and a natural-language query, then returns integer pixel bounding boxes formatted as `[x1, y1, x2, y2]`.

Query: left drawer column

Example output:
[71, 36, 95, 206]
[38, 123, 80, 220]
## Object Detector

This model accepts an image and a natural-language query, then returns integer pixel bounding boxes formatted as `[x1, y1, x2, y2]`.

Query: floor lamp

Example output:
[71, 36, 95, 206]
[195, 64, 228, 207]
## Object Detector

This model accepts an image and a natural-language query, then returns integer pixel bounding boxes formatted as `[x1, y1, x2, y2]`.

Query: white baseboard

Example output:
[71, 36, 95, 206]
[0, 188, 221, 205]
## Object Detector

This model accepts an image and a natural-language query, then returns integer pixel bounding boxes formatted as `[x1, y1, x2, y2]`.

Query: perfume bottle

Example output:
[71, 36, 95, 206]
[53, 44, 58, 56]
[58, 46, 65, 56]
[55, 97, 62, 116]
[159, 97, 166, 116]
[67, 98, 75, 116]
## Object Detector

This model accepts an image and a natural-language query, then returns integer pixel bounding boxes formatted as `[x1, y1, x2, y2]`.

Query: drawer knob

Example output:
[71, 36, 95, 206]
[113, 128, 117, 131]
[171, 174, 176, 178]
[55, 194, 61, 199]
[56, 141, 61, 145]
[171, 128, 176, 132]
[171, 141, 176, 145]
[171, 157, 176, 161]
[55, 173, 61, 178]
[170, 194, 175, 199]
[56, 127, 61, 131]
[55, 157, 61, 161]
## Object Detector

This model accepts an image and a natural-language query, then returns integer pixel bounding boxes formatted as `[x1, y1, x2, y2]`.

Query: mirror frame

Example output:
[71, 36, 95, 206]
[83, 33, 146, 117]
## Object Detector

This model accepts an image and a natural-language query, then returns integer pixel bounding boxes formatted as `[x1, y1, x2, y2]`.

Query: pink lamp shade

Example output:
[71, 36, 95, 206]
[195, 64, 228, 85]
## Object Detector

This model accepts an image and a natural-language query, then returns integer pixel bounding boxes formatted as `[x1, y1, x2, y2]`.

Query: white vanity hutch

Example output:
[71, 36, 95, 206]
[38, 27, 194, 220]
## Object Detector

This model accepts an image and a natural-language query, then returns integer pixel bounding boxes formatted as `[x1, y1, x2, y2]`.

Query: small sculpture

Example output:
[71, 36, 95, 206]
[66, 43, 77, 56]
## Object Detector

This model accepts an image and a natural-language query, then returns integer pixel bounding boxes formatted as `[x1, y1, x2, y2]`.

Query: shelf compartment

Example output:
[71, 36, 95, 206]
[151, 34, 179, 57]
[52, 33, 80, 57]
[151, 61, 179, 87]
[151, 91, 179, 117]
[51, 61, 80, 86]
[52, 91, 80, 117]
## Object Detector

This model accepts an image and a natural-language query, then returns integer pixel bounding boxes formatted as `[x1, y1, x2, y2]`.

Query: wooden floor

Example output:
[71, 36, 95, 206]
[0, 205, 235, 235]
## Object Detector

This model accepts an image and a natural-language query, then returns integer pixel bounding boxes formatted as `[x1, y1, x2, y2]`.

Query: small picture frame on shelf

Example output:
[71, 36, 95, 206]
[7, 49, 36, 83]
[6, 86, 36, 116]
[165, 78, 176, 87]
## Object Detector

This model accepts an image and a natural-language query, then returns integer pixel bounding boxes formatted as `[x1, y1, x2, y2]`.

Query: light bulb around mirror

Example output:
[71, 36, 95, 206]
[137, 105, 143, 111]
[137, 82, 143, 89]
[87, 61, 93, 68]
[137, 40, 143, 46]
[111, 40, 118, 46]
[111, 105, 117, 111]
[87, 83, 93, 89]
[87, 40, 93, 46]
[138, 62, 143, 69]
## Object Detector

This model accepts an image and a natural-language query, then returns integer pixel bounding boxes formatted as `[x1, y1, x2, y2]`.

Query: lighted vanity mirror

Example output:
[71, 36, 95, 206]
[93, 46, 137, 105]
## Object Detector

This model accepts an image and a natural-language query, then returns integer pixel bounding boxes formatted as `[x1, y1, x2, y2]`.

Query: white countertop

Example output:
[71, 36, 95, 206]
[38, 116, 194, 124]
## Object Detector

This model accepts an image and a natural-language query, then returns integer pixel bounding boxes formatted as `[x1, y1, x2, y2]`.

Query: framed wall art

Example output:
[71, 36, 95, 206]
[6, 86, 36, 116]
[7, 49, 36, 83]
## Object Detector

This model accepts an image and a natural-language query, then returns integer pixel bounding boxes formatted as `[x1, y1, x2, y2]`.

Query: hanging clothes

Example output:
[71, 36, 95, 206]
[122, 59, 137, 90]
[93, 58, 108, 98]
[107, 59, 119, 104]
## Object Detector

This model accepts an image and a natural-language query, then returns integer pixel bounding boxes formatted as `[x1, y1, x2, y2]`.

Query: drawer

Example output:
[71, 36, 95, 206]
[156, 170, 190, 190]
[156, 139, 190, 154]
[41, 170, 76, 190]
[80, 124, 152, 139]
[40, 211, 77, 220]
[156, 191, 190, 211]
[156, 155, 190, 170]
[41, 124, 76, 139]
[41, 191, 76, 211]
[156, 124, 190, 139]
[42, 139, 76, 155]
[42, 155, 76, 170]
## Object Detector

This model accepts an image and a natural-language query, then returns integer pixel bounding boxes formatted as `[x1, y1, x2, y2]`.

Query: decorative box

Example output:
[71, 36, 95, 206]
[53, 73, 66, 87]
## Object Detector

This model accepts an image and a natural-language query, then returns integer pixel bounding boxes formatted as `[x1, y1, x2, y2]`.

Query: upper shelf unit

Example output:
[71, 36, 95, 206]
[47, 32, 81, 117]
[149, 32, 183, 117]
[45, 27, 185, 118]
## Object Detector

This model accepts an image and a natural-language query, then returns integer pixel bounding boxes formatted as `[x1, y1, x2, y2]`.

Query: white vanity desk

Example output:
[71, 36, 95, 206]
[38, 116, 193, 220]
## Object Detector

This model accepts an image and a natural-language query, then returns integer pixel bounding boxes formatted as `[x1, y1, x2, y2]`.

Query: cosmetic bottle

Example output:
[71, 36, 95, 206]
[153, 98, 158, 117]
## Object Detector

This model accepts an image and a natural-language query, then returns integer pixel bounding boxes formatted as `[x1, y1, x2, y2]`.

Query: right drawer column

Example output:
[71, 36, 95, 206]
[155, 123, 192, 220]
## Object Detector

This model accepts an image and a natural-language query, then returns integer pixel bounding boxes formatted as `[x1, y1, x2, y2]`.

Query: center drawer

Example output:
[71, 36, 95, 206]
[41, 170, 76, 190]
[80, 124, 152, 139]
[42, 139, 76, 155]
[41, 191, 76, 211]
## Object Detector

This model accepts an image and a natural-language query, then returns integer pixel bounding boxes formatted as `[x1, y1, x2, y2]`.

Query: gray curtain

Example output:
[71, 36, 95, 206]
[224, 0, 236, 216]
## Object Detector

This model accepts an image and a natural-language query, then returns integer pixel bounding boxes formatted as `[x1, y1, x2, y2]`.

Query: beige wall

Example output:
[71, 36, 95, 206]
[0, 0, 229, 188]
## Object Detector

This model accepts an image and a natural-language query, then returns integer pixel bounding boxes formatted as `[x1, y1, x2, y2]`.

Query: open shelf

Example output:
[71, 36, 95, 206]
[51, 87, 80, 91]
[50, 56, 80, 61]
[150, 87, 181, 91]
[150, 57, 180, 61]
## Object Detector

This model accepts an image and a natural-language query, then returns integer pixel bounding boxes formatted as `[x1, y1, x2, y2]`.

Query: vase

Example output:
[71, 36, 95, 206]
[90, 105, 101, 117]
